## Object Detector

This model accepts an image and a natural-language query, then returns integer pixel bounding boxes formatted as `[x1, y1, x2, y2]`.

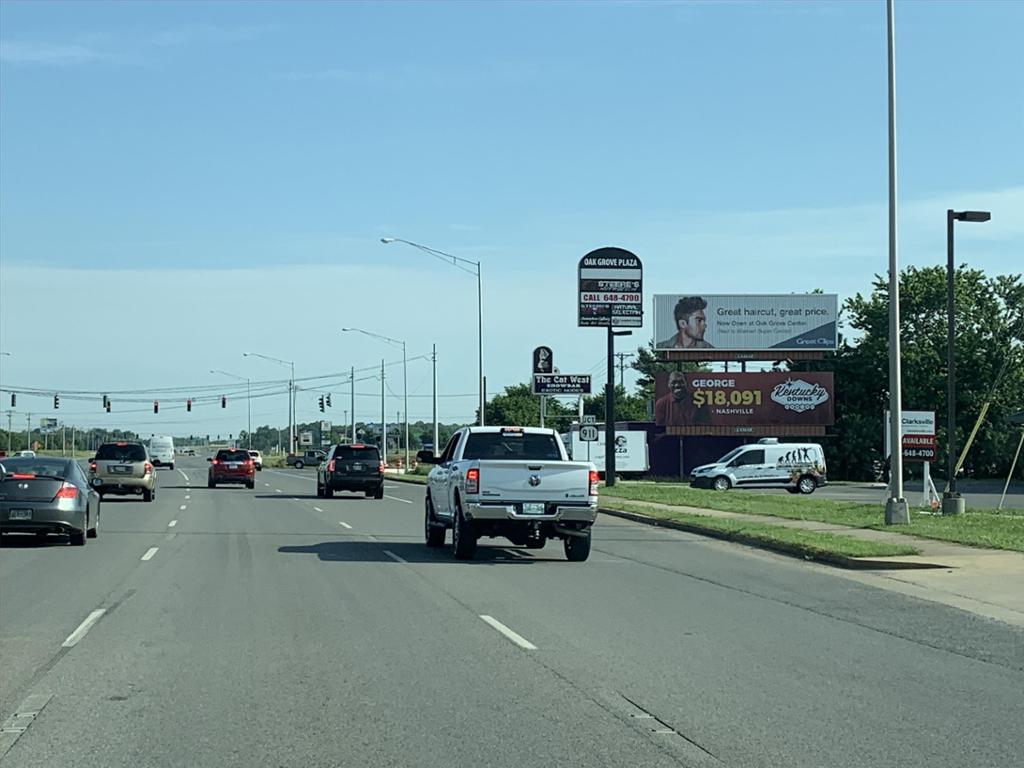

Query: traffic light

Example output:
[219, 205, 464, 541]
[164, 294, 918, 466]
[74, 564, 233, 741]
[54, 394, 60, 409]
[221, 395, 227, 408]
[318, 395, 325, 413]
[106, 401, 111, 412]
[153, 400, 159, 414]
[10, 393, 15, 407]
[186, 398, 192, 412]
[326, 394, 332, 408]
[102, 394, 109, 410]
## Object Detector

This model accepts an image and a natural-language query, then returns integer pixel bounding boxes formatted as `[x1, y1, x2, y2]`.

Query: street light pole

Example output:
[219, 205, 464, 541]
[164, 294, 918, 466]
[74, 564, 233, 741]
[380, 359, 387, 464]
[884, 0, 909, 525]
[341, 328, 408, 468]
[381, 237, 484, 426]
[943, 208, 992, 515]
[243, 352, 295, 454]
[350, 366, 356, 444]
[432, 344, 438, 457]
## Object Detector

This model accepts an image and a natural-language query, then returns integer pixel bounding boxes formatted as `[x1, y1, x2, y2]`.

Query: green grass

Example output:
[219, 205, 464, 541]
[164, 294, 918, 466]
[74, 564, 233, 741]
[390, 473, 427, 484]
[602, 482, 1024, 553]
[601, 499, 919, 559]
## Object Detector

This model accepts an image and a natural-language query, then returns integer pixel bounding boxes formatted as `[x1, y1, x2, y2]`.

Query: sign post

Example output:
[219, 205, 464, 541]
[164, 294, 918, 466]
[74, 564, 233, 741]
[533, 347, 553, 428]
[578, 248, 643, 487]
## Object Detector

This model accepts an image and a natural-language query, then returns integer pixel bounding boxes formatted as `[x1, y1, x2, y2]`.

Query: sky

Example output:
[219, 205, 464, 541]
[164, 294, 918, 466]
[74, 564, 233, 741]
[1, 0, 1021, 438]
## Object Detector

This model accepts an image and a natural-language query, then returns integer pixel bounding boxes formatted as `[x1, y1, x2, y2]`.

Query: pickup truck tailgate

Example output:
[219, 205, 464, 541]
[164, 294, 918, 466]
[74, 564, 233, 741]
[474, 460, 594, 503]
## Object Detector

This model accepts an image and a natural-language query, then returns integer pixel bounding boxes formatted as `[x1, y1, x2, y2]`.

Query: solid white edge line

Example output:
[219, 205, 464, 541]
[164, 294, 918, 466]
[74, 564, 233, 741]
[168, 520, 177, 527]
[384, 495, 413, 504]
[339, 521, 352, 529]
[61, 608, 107, 648]
[383, 549, 408, 564]
[479, 615, 538, 650]
[141, 547, 159, 561]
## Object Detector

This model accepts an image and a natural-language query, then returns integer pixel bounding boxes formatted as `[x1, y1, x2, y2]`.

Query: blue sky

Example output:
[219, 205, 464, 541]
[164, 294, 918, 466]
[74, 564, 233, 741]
[1, 0, 1021, 435]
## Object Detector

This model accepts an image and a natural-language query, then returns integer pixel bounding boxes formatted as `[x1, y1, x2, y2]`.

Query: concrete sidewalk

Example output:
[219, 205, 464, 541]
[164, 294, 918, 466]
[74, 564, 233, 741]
[601, 497, 1024, 628]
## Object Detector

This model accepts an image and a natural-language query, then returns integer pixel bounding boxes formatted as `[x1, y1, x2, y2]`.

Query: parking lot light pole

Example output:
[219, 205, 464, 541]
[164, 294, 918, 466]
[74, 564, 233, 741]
[211, 370, 251, 448]
[342, 328, 408, 470]
[244, 352, 295, 453]
[381, 237, 484, 426]
[943, 209, 992, 515]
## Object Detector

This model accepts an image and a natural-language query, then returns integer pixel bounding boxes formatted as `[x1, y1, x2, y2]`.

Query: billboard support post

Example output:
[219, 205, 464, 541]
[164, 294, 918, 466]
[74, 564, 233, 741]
[605, 327, 615, 487]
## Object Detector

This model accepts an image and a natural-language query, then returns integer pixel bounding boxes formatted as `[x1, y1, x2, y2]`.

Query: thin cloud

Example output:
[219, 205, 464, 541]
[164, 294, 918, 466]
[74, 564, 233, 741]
[0, 39, 107, 66]
[148, 24, 273, 47]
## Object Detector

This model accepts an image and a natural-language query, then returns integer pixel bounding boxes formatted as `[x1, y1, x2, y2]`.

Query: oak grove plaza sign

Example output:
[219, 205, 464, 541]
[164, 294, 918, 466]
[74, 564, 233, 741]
[578, 248, 643, 328]
[653, 293, 838, 352]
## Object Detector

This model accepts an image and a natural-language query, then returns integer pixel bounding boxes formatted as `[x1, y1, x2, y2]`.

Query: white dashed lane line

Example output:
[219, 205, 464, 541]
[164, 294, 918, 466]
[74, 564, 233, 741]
[383, 550, 408, 564]
[177, 469, 189, 483]
[141, 547, 159, 562]
[339, 521, 352, 529]
[61, 609, 107, 648]
[385, 495, 413, 504]
[275, 489, 282, 493]
[185, 495, 191, 500]
[179, 505, 187, 511]
[313, 507, 323, 512]
[168, 520, 177, 528]
[479, 615, 538, 650]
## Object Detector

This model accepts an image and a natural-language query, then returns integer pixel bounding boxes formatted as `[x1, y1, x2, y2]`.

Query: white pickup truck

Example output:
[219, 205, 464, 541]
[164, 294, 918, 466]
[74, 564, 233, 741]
[416, 426, 599, 561]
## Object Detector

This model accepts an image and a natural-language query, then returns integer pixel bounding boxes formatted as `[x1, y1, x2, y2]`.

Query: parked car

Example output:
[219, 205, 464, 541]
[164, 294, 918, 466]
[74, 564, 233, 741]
[316, 444, 384, 499]
[12, 450, 36, 458]
[1, 456, 101, 545]
[286, 450, 326, 469]
[208, 449, 256, 489]
[689, 438, 827, 494]
[418, 426, 598, 561]
[248, 450, 264, 471]
[89, 441, 157, 502]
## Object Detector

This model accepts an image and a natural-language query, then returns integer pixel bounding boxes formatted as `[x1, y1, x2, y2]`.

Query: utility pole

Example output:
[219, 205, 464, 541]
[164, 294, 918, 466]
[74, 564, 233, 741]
[350, 366, 356, 445]
[6, 410, 13, 452]
[26, 413, 32, 452]
[615, 352, 633, 388]
[432, 344, 438, 456]
[380, 359, 387, 465]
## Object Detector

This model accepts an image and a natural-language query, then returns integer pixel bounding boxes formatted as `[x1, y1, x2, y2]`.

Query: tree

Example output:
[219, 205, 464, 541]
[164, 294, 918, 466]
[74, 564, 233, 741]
[631, 341, 707, 401]
[582, 385, 650, 422]
[484, 383, 570, 427]
[796, 266, 1024, 480]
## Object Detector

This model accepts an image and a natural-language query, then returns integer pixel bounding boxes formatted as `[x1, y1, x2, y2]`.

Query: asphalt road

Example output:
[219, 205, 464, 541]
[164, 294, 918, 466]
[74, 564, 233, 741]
[2, 457, 1022, 767]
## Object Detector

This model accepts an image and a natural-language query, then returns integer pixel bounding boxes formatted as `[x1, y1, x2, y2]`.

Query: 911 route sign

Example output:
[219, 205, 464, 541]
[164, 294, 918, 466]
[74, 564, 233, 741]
[578, 247, 643, 328]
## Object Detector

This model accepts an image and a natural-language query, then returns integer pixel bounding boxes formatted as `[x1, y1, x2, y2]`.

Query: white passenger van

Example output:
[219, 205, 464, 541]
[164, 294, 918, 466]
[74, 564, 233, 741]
[689, 438, 826, 494]
[148, 436, 176, 470]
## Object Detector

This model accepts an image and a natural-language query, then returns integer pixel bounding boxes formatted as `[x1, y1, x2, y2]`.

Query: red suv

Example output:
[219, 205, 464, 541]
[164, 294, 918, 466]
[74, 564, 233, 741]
[207, 449, 255, 489]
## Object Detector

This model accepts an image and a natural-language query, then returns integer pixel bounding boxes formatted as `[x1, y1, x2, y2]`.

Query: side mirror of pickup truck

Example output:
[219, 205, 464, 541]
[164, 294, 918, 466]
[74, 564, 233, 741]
[416, 450, 438, 464]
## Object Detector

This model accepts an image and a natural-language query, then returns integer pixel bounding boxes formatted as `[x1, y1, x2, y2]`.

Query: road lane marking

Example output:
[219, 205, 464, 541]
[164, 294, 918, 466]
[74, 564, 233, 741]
[185, 495, 191, 500]
[179, 505, 187, 511]
[275, 489, 282, 493]
[385, 495, 413, 504]
[313, 507, 323, 512]
[265, 483, 270, 487]
[479, 615, 537, 650]
[177, 469, 189, 482]
[141, 547, 159, 561]
[383, 550, 408, 564]
[61, 609, 107, 648]
[168, 520, 177, 527]
[0, 693, 54, 758]
[339, 521, 352, 529]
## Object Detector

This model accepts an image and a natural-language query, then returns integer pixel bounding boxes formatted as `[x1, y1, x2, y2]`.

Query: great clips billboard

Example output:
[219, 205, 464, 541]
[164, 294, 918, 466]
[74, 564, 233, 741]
[653, 294, 838, 352]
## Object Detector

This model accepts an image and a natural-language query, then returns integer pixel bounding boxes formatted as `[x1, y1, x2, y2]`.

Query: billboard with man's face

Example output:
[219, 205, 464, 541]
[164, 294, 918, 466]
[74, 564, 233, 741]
[653, 294, 838, 352]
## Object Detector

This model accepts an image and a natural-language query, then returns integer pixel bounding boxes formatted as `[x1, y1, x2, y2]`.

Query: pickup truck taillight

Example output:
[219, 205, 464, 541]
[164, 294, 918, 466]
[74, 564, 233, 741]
[327, 459, 335, 473]
[378, 461, 386, 474]
[589, 470, 599, 496]
[465, 467, 479, 494]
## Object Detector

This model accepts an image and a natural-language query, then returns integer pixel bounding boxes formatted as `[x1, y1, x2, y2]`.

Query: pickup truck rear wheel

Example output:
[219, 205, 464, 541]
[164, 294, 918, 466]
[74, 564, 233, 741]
[294, 461, 304, 470]
[452, 502, 477, 560]
[424, 496, 445, 548]
[564, 529, 591, 562]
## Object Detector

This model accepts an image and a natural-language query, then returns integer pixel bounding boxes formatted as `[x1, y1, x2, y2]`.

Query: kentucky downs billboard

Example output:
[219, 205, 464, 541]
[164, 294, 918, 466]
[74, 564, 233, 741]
[653, 294, 838, 352]
[654, 371, 834, 428]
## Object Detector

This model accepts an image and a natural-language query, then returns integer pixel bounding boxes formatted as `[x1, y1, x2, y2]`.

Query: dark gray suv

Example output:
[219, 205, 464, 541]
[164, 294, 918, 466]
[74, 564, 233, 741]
[316, 444, 385, 499]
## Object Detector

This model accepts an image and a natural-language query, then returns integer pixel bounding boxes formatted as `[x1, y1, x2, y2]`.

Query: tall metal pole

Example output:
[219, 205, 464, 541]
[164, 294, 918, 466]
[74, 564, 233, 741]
[246, 378, 252, 449]
[290, 362, 296, 455]
[350, 366, 356, 444]
[605, 327, 617, 487]
[26, 413, 31, 452]
[432, 344, 438, 456]
[402, 341, 409, 469]
[942, 210, 966, 515]
[884, 0, 909, 524]
[380, 359, 387, 465]
[477, 264, 485, 426]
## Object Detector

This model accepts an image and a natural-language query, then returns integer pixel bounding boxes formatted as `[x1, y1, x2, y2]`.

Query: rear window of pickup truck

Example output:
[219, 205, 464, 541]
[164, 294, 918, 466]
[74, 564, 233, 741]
[462, 433, 562, 461]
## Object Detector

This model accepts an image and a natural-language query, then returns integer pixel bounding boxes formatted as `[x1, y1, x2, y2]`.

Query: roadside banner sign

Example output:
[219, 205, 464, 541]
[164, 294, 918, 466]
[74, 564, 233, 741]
[578, 248, 643, 328]
[885, 410, 937, 463]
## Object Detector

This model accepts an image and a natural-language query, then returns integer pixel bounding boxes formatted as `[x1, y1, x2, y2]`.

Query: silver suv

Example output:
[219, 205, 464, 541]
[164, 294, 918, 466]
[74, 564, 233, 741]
[89, 441, 157, 502]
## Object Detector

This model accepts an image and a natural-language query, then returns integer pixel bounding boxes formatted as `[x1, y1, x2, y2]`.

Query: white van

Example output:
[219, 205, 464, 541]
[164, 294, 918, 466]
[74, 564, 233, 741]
[689, 438, 826, 494]
[149, 436, 175, 469]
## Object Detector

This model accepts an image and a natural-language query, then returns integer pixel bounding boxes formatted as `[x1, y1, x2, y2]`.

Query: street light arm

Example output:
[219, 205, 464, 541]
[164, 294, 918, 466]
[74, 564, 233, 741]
[341, 328, 405, 350]
[381, 237, 480, 275]
[243, 352, 294, 368]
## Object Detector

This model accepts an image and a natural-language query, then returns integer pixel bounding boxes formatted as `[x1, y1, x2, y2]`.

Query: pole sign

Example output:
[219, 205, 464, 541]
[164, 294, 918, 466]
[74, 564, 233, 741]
[885, 410, 937, 463]
[532, 346, 554, 375]
[579, 425, 599, 442]
[299, 431, 314, 447]
[532, 374, 592, 395]
[578, 248, 643, 328]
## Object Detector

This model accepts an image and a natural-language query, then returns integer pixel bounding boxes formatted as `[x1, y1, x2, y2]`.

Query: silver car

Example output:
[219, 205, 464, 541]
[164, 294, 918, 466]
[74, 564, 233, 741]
[0, 456, 101, 545]
[89, 441, 157, 501]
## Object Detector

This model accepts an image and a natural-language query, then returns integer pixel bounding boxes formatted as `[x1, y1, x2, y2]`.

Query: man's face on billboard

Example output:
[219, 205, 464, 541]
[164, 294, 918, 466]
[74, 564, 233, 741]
[678, 309, 707, 342]
[669, 373, 688, 400]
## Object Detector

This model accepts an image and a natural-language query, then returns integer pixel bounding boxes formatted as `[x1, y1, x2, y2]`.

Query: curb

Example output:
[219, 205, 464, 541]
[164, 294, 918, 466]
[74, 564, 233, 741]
[598, 507, 949, 571]
[387, 475, 428, 486]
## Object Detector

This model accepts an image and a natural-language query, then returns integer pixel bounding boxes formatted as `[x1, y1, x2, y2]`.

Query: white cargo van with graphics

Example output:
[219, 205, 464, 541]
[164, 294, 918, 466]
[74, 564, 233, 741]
[689, 438, 826, 494]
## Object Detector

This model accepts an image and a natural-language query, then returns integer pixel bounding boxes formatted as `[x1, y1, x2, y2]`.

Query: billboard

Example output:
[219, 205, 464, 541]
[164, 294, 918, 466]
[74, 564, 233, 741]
[653, 294, 838, 352]
[532, 374, 592, 395]
[578, 248, 643, 328]
[653, 371, 834, 429]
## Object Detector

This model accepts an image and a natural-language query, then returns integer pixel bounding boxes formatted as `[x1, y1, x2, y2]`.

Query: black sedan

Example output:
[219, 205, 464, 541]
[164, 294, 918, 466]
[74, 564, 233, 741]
[0, 456, 101, 545]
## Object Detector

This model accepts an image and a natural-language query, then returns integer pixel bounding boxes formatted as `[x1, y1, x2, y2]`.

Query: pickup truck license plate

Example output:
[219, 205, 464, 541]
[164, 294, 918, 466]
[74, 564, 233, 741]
[522, 503, 545, 515]
[9, 509, 32, 520]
